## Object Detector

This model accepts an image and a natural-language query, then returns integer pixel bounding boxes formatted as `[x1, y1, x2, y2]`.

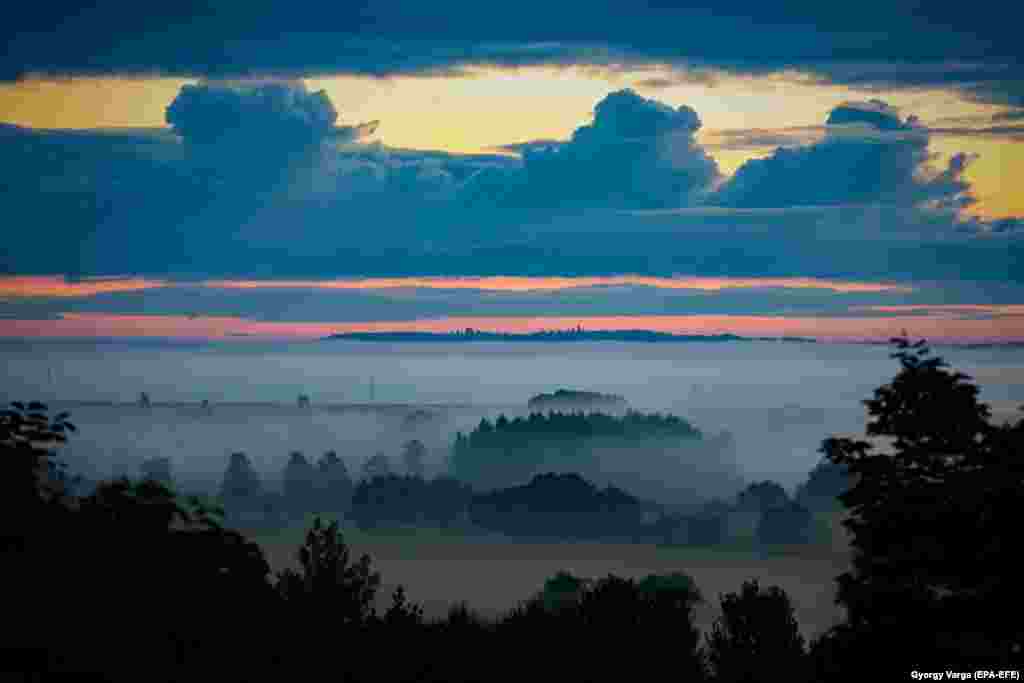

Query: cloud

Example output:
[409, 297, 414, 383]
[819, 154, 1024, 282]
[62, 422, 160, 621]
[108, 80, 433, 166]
[2, 80, 1023, 295]
[957, 216, 1024, 238]
[506, 89, 719, 208]
[0, 276, 169, 298]
[166, 81, 339, 146]
[701, 126, 824, 152]
[992, 110, 1024, 122]
[203, 275, 912, 293]
[164, 81, 378, 186]
[3, 3, 1023, 109]
[711, 100, 977, 211]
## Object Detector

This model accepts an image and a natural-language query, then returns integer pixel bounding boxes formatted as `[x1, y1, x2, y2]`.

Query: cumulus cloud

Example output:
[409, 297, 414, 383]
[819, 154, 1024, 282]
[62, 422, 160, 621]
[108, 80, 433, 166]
[164, 81, 378, 184]
[167, 81, 338, 146]
[506, 89, 719, 208]
[712, 99, 976, 211]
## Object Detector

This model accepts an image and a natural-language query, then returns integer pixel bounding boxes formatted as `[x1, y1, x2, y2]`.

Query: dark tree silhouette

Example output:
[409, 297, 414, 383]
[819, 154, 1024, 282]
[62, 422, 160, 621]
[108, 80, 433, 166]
[220, 452, 263, 500]
[350, 474, 474, 530]
[282, 451, 316, 518]
[361, 452, 393, 480]
[450, 410, 706, 491]
[1, 401, 76, 553]
[315, 450, 352, 518]
[276, 517, 381, 627]
[139, 456, 174, 489]
[219, 451, 266, 527]
[469, 472, 647, 540]
[819, 336, 1024, 667]
[793, 459, 854, 511]
[401, 439, 427, 478]
[705, 579, 807, 683]
[736, 480, 789, 512]
[756, 500, 813, 546]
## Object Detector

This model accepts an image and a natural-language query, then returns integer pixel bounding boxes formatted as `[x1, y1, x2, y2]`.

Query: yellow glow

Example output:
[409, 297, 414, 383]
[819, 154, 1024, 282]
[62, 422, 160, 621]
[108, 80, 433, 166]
[307, 68, 611, 154]
[929, 135, 1024, 219]
[0, 76, 193, 129]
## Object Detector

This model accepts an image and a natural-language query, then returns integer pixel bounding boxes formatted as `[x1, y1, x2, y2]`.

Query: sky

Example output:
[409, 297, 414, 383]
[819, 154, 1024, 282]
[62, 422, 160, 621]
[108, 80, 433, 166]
[1, 2, 1023, 342]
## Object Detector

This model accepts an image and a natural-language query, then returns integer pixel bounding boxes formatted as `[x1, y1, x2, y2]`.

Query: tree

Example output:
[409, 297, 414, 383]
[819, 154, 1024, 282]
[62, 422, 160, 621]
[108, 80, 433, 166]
[139, 456, 173, 489]
[401, 439, 427, 478]
[794, 459, 854, 512]
[705, 580, 807, 683]
[220, 452, 263, 500]
[736, 480, 789, 512]
[821, 337, 1023, 665]
[756, 500, 813, 546]
[1, 401, 76, 553]
[381, 584, 425, 630]
[360, 452, 393, 480]
[536, 570, 592, 612]
[282, 451, 316, 518]
[219, 452, 265, 527]
[316, 450, 352, 517]
[276, 517, 381, 627]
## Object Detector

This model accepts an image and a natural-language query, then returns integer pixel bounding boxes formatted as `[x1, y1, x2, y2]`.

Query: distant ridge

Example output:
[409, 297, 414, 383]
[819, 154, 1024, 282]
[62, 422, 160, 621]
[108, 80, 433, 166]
[322, 329, 819, 343]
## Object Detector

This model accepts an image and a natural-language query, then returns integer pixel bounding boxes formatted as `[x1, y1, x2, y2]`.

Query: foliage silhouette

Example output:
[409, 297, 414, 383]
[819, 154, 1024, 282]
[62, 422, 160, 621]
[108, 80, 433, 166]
[276, 516, 381, 627]
[817, 336, 1024, 668]
[450, 410, 705, 490]
[281, 451, 316, 519]
[315, 449, 353, 517]
[705, 579, 807, 683]
[401, 439, 427, 478]
[735, 480, 789, 512]
[793, 459, 854, 511]
[756, 500, 813, 546]
[469, 471, 647, 539]
[139, 456, 174, 489]
[361, 451, 394, 480]
[1, 401, 76, 552]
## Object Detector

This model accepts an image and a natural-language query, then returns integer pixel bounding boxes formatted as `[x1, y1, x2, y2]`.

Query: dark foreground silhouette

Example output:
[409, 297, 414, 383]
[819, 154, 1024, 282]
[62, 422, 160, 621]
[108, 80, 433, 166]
[3, 337, 1021, 681]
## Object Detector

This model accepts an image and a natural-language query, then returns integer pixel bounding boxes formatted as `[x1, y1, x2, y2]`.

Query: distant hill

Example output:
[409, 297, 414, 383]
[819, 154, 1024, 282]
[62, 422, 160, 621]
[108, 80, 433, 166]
[528, 389, 629, 412]
[323, 329, 818, 343]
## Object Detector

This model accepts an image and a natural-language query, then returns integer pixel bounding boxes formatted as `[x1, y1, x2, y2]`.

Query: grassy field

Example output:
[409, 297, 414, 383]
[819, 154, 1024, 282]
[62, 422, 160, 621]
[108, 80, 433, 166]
[249, 515, 853, 641]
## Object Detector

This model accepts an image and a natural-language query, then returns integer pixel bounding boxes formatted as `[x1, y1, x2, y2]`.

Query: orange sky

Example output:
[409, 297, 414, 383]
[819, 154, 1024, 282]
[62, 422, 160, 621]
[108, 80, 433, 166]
[199, 275, 914, 294]
[0, 275, 915, 298]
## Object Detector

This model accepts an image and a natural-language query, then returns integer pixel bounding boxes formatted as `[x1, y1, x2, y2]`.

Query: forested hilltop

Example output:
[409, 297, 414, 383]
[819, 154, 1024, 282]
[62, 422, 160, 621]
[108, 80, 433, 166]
[527, 389, 629, 413]
[449, 410, 741, 501]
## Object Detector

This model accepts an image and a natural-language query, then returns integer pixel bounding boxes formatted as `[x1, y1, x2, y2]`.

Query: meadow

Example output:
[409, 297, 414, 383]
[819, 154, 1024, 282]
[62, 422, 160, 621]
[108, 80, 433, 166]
[249, 514, 853, 640]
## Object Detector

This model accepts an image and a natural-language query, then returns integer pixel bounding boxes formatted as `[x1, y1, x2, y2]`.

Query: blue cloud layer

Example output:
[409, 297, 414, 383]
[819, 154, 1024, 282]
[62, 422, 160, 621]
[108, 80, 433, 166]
[4, 2, 1022, 112]
[1, 85, 1021, 286]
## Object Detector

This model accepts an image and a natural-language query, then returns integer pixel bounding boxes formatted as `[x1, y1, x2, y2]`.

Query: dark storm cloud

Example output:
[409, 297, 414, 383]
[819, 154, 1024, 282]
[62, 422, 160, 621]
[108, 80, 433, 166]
[502, 89, 719, 208]
[166, 82, 339, 146]
[711, 100, 976, 210]
[164, 81, 379, 186]
[3, 1, 1022, 106]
